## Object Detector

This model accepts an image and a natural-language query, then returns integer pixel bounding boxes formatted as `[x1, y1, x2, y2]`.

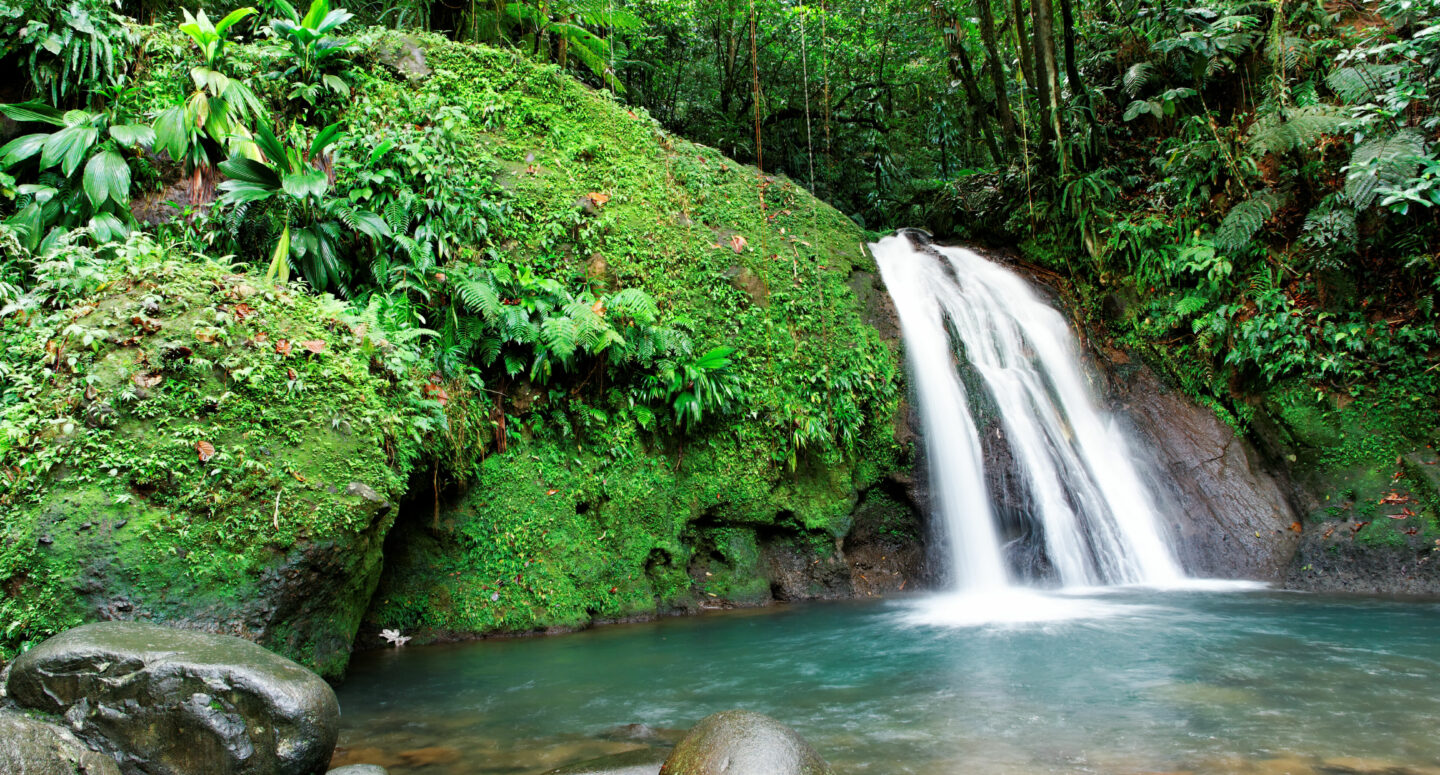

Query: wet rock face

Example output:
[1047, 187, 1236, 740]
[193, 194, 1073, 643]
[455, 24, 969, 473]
[1109, 367, 1302, 579]
[6, 621, 339, 775]
[0, 710, 122, 775]
[659, 711, 833, 775]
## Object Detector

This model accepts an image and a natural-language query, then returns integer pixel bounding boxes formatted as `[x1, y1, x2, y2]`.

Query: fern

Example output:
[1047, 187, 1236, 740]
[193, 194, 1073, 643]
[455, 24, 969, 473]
[1345, 129, 1427, 210]
[1174, 294, 1211, 318]
[1246, 105, 1352, 156]
[456, 275, 503, 319]
[607, 287, 659, 324]
[1123, 62, 1156, 97]
[541, 316, 580, 362]
[1326, 64, 1402, 104]
[1300, 199, 1358, 269]
[1216, 188, 1285, 254]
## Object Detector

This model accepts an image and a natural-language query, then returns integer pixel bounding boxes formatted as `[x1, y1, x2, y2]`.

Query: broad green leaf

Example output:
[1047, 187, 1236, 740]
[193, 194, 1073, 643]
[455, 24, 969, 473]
[300, 0, 328, 29]
[321, 73, 350, 97]
[89, 211, 129, 242]
[214, 7, 257, 35]
[217, 179, 277, 204]
[0, 101, 66, 126]
[267, 225, 292, 283]
[282, 168, 328, 199]
[109, 124, 156, 148]
[153, 106, 191, 160]
[83, 150, 130, 207]
[40, 124, 99, 176]
[309, 123, 343, 157]
[253, 122, 287, 170]
[0, 133, 49, 167]
[219, 157, 280, 189]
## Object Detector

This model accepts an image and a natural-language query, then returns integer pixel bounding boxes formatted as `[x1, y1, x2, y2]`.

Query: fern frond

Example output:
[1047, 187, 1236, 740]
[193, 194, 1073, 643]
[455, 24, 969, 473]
[456, 275, 503, 318]
[1247, 105, 1352, 156]
[1346, 129, 1427, 210]
[607, 287, 659, 324]
[1216, 188, 1286, 254]
[1326, 64, 1402, 104]
[1123, 62, 1156, 97]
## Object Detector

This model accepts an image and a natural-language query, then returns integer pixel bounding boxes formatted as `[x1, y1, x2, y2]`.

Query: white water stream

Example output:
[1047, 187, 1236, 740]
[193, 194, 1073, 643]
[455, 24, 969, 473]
[873, 233, 1183, 592]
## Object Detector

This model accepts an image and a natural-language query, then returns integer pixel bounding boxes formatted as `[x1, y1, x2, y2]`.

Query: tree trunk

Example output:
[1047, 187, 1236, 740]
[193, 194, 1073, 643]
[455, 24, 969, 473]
[976, 0, 1021, 155]
[557, 14, 570, 69]
[1010, 0, 1036, 89]
[1059, 0, 1095, 130]
[1031, 0, 1064, 163]
[949, 28, 1004, 165]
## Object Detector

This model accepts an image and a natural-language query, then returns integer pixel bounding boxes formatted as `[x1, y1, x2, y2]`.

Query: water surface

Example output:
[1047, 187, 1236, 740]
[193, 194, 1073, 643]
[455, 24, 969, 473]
[334, 588, 1440, 774]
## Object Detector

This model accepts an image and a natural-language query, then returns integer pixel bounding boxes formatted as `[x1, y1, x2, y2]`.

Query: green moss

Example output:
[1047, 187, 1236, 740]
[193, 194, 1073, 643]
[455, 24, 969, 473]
[0, 246, 425, 671]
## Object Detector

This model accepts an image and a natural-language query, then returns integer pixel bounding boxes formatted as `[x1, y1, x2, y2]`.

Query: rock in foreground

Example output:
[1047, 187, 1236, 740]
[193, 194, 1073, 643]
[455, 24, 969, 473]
[6, 621, 339, 775]
[0, 710, 122, 775]
[659, 710, 833, 775]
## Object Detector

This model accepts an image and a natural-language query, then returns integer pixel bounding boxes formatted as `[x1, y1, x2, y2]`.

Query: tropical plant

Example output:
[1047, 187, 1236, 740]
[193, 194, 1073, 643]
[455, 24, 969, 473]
[216, 120, 387, 292]
[0, 100, 150, 252]
[269, 0, 355, 109]
[0, 0, 136, 105]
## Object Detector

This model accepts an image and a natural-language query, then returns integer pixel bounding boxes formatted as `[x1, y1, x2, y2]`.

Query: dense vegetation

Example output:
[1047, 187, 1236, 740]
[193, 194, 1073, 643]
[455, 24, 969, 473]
[0, 1, 901, 666]
[3, 0, 1439, 664]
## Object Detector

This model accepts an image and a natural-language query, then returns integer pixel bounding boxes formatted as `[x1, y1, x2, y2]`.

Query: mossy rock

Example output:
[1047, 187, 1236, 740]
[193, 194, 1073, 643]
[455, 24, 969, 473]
[659, 711, 833, 775]
[0, 250, 423, 675]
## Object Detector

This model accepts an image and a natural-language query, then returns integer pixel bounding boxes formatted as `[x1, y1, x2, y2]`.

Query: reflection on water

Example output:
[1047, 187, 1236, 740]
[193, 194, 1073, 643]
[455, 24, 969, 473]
[334, 589, 1440, 774]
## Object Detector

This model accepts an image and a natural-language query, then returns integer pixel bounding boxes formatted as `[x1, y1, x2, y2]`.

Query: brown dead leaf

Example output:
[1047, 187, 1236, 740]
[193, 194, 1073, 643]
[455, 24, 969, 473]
[300, 340, 325, 354]
[275, 340, 293, 357]
[196, 440, 216, 462]
[546, 489, 559, 496]
[730, 234, 747, 254]
[132, 372, 163, 388]
[287, 368, 297, 380]
[1289, 521, 1302, 533]
[232, 303, 255, 321]
[195, 329, 219, 343]
[591, 299, 606, 318]
[131, 316, 162, 334]
[586, 192, 610, 207]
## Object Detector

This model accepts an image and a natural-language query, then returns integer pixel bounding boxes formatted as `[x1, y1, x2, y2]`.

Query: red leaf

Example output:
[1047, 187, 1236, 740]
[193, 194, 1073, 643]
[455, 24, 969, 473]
[196, 440, 216, 462]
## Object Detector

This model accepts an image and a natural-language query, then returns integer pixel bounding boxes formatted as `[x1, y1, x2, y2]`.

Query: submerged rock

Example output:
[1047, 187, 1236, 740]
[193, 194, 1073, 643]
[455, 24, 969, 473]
[0, 710, 122, 775]
[327, 766, 390, 775]
[547, 747, 667, 775]
[659, 710, 833, 775]
[6, 621, 339, 775]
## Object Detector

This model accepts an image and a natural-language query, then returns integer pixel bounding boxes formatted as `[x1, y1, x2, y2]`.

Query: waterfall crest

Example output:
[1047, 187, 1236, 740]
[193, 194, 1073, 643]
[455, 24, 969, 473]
[873, 233, 1183, 590]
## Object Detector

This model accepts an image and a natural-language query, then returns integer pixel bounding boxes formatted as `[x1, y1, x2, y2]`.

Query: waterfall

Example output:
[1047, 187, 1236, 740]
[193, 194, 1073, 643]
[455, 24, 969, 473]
[873, 233, 1183, 590]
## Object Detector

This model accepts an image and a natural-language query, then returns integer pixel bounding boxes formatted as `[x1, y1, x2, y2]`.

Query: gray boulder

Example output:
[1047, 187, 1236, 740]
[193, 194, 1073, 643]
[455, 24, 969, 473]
[373, 35, 430, 80]
[6, 621, 339, 775]
[0, 710, 122, 775]
[659, 710, 832, 775]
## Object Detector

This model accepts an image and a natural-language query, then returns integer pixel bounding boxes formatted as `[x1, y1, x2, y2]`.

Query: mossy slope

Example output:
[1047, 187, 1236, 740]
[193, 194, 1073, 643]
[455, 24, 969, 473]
[0, 246, 425, 674]
[354, 35, 905, 641]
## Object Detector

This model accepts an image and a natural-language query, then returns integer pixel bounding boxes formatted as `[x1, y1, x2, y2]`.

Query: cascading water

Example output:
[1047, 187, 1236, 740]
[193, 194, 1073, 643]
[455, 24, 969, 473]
[873, 232, 1183, 593]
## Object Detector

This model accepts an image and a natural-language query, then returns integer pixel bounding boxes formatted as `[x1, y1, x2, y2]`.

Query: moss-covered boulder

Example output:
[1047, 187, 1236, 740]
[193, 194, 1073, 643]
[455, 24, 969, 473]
[0, 244, 424, 675]
[659, 711, 832, 775]
[347, 34, 910, 641]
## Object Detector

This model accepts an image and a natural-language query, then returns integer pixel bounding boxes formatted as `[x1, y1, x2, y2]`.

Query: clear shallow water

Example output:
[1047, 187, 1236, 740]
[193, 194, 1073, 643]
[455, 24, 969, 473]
[333, 589, 1440, 774]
